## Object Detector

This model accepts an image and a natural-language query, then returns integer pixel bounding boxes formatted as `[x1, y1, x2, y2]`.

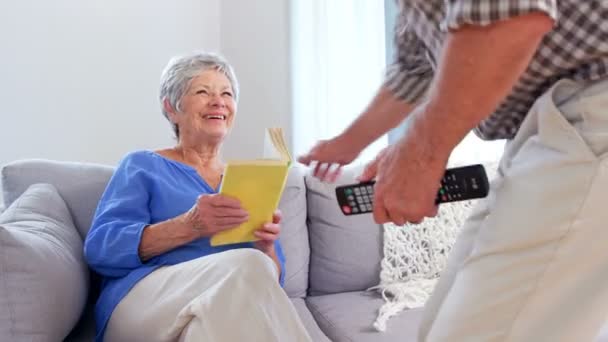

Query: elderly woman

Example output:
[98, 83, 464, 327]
[84, 52, 311, 342]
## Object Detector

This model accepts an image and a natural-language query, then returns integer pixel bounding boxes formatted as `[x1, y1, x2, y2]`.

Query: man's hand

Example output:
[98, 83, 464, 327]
[357, 146, 389, 182]
[297, 135, 362, 182]
[297, 86, 416, 183]
[368, 106, 449, 225]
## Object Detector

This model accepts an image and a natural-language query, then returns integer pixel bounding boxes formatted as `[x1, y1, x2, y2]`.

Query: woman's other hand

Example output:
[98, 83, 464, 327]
[184, 194, 249, 237]
[253, 210, 282, 255]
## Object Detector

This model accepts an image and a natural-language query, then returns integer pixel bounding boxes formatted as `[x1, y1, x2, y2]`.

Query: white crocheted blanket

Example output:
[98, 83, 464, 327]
[370, 163, 496, 332]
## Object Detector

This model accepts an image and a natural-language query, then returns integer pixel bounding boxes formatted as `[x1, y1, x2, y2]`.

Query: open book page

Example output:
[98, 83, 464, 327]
[263, 127, 292, 164]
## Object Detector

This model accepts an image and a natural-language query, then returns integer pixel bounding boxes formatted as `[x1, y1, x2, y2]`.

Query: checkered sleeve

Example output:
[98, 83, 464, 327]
[384, 23, 434, 104]
[442, 0, 559, 31]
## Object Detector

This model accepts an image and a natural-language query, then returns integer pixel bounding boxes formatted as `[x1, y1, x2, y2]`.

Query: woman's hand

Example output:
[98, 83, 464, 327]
[183, 194, 249, 237]
[253, 210, 282, 255]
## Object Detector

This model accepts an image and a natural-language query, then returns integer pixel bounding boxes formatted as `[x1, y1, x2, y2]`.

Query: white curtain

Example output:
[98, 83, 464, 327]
[290, 0, 387, 165]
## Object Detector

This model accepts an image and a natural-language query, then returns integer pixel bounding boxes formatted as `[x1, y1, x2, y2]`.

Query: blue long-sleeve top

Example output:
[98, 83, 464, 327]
[84, 150, 286, 342]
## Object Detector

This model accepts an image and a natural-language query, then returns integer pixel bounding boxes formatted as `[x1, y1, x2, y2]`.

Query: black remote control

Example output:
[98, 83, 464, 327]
[335, 164, 489, 215]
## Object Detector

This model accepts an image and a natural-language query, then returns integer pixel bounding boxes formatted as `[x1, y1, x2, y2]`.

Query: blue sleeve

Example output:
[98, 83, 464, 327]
[274, 239, 286, 287]
[84, 153, 150, 278]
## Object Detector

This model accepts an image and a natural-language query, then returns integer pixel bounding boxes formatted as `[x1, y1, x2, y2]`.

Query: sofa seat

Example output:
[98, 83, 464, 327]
[306, 291, 423, 342]
[292, 298, 332, 341]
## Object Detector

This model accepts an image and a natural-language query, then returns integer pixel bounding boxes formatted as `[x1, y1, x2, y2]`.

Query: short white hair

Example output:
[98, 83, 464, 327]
[159, 51, 239, 138]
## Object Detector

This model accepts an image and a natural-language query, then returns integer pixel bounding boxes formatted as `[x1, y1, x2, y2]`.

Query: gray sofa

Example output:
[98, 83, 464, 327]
[0, 159, 422, 342]
[2, 159, 608, 342]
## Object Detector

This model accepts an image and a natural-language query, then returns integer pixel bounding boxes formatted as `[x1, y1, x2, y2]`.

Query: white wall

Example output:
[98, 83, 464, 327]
[219, 0, 292, 160]
[0, 0, 292, 208]
[0, 0, 221, 166]
[0, 0, 292, 166]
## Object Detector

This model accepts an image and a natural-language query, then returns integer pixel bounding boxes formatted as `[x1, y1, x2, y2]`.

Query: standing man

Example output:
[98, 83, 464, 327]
[299, 1, 608, 341]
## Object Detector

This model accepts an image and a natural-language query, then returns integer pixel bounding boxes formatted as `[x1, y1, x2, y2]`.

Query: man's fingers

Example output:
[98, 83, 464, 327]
[327, 165, 342, 183]
[372, 194, 390, 224]
[297, 153, 312, 165]
[318, 163, 331, 181]
[357, 162, 378, 182]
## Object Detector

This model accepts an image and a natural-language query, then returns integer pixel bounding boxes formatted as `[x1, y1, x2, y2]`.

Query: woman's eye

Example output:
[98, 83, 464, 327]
[222, 92, 233, 97]
[196, 89, 208, 95]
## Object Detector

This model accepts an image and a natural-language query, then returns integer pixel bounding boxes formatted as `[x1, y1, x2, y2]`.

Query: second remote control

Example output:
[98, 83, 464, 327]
[335, 164, 489, 215]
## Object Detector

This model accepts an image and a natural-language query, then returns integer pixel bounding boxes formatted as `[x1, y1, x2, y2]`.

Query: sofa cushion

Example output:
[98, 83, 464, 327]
[279, 166, 311, 298]
[1, 159, 113, 239]
[290, 298, 331, 342]
[305, 166, 383, 295]
[0, 183, 89, 341]
[306, 291, 423, 342]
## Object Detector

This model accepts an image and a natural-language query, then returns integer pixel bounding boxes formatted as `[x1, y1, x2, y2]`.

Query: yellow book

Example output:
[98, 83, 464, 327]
[210, 127, 292, 246]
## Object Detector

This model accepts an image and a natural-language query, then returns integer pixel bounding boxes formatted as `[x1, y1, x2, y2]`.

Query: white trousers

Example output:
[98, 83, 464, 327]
[105, 249, 312, 342]
[419, 78, 608, 342]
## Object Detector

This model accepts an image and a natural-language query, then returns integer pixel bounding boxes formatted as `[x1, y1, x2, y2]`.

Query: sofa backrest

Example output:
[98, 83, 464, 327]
[1, 159, 113, 239]
[305, 166, 384, 295]
[275, 166, 310, 298]
[1, 159, 311, 298]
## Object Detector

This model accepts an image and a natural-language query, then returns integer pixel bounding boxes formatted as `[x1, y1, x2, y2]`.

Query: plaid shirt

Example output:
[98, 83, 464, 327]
[385, 0, 608, 140]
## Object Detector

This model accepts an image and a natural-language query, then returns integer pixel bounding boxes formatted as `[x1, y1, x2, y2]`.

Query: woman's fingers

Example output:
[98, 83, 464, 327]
[262, 222, 280, 234]
[214, 216, 249, 228]
[254, 230, 277, 241]
[254, 222, 280, 240]
[272, 210, 282, 224]
[206, 194, 243, 209]
[213, 207, 249, 219]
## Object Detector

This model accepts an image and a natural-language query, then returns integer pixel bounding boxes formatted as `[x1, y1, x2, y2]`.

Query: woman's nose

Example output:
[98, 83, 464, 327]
[209, 93, 225, 107]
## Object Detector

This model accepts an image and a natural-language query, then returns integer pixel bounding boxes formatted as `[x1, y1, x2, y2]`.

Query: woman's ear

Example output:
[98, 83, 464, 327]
[163, 98, 178, 122]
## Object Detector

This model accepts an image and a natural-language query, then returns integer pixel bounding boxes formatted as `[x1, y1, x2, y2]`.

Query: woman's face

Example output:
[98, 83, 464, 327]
[171, 69, 236, 143]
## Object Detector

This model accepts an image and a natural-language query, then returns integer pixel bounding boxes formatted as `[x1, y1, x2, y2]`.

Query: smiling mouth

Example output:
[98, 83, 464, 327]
[203, 114, 227, 120]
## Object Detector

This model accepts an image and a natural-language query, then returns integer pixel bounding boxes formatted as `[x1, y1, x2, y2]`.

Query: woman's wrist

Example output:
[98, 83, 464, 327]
[174, 212, 205, 240]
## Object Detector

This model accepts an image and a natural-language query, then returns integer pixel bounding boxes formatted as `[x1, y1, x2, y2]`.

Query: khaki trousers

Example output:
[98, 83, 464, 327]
[420, 78, 608, 342]
[105, 249, 312, 342]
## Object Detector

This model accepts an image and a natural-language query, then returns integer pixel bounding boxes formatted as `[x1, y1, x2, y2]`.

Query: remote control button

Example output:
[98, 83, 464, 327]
[361, 187, 368, 195]
[349, 201, 356, 207]
[366, 186, 373, 193]
[354, 188, 361, 195]
[345, 188, 353, 195]
[359, 204, 366, 212]
[357, 196, 363, 203]
[342, 205, 351, 214]
[366, 204, 373, 211]
[352, 207, 359, 213]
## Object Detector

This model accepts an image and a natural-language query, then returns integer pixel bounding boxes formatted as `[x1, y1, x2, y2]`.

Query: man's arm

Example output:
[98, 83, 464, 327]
[298, 25, 431, 168]
[371, 12, 555, 224]
[411, 12, 554, 161]
[338, 85, 415, 152]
